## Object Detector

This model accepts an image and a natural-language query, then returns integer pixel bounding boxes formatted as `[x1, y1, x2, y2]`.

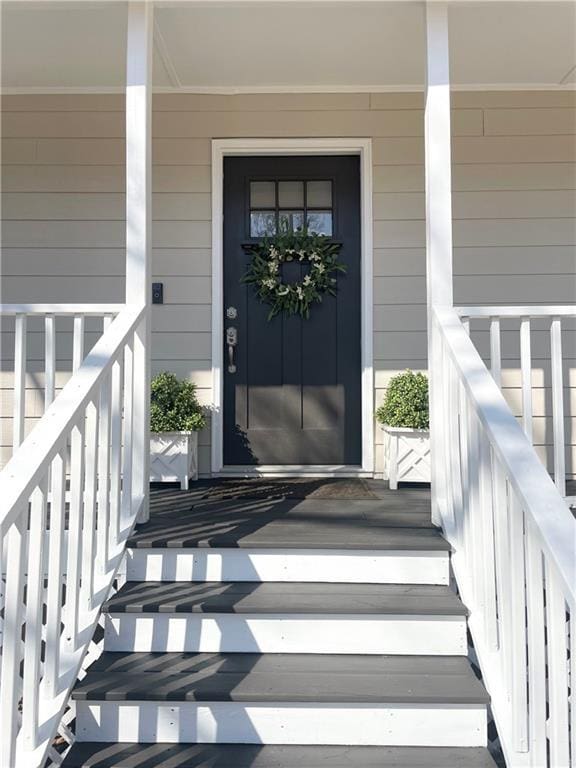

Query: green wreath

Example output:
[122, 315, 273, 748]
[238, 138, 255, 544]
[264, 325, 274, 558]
[242, 226, 346, 320]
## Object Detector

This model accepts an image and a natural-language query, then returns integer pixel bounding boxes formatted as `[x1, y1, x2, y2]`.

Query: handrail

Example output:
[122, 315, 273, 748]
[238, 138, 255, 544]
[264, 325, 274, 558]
[0, 305, 145, 537]
[0, 303, 147, 768]
[452, 303, 575, 502]
[435, 306, 575, 600]
[0, 304, 126, 316]
[0, 303, 127, 463]
[433, 305, 575, 767]
[456, 305, 576, 318]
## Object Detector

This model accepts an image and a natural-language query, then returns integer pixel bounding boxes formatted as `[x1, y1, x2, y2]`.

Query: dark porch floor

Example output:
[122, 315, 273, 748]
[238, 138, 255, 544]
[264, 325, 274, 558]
[130, 480, 446, 551]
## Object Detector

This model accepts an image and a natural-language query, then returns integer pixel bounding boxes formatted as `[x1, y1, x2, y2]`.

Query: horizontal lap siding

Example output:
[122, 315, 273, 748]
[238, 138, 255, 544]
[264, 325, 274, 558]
[1, 92, 575, 476]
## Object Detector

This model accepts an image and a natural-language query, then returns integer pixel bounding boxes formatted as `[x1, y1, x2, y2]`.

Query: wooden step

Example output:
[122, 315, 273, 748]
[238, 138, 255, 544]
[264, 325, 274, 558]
[128, 498, 447, 551]
[104, 581, 466, 615]
[63, 742, 499, 767]
[103, 582, 468, 655]
[73, 653, 489, 747]
[126, 492, 450, 584]
[74, 652, 488, 703]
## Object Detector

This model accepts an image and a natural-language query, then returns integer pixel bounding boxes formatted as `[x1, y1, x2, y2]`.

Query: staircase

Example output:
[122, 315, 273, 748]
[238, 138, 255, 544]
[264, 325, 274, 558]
[63, 481, 497, 767]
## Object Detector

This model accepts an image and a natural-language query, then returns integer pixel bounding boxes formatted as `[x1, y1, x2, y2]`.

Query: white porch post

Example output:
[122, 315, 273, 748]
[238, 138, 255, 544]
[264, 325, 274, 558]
[424, 2, 453, 525]
[126, 1, 152, 522]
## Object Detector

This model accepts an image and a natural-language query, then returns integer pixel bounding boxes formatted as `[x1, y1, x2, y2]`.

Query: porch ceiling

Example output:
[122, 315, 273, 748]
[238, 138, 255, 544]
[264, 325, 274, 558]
[1, 1, 575, 92]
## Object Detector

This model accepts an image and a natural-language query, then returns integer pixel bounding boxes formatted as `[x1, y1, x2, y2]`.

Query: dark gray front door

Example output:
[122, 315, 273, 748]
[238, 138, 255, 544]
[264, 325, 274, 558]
[223, 155, 361, 466]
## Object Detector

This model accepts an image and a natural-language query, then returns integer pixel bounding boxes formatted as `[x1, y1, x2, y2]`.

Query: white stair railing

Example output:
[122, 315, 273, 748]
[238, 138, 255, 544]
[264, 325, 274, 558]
[0, 305, 126, 466]
[433, 306, 575, 768]
[456, 306, 576, 505]
[0, 304, 146, 768]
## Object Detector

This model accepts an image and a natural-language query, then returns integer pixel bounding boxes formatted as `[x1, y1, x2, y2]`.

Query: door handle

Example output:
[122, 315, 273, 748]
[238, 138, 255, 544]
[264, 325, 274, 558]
[226, 326, 237, 373]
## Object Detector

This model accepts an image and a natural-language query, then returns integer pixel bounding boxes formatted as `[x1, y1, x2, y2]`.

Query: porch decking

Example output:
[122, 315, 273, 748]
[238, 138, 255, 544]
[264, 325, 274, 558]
[129, 480, 446, 550]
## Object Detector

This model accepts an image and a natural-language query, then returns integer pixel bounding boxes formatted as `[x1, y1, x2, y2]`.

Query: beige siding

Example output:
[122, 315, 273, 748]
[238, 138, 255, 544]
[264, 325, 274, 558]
[1, 91, 575, 476]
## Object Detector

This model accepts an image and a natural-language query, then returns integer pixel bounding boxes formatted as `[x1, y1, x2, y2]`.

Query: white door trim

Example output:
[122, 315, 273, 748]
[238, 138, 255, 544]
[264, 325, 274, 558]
[211, 137, 374, 476]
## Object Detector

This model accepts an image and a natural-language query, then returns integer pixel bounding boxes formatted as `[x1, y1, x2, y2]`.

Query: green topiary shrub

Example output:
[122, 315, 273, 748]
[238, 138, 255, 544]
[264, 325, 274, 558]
[376, 370, 429, 430]
[150, 372, 206, 433]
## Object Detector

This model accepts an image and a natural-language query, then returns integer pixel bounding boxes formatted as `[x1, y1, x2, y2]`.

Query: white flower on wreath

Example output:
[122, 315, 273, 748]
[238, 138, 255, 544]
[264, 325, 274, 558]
[268, 261, 279, 274]
[314, 263, 325, 274]
[263, 278, 276, 290]
[303, 274, 312, 286]
[298, 250, 306, 261]
[296, 286, 304, 300]
[269, 246, 279, 258]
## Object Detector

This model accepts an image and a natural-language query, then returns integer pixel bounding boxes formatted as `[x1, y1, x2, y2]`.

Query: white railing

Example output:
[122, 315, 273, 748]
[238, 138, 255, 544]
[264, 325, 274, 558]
[433, 306, 575, 768]
[456, 306, 576, 506]
[0, 303, 146, 768]
[1, 305, 126, 464]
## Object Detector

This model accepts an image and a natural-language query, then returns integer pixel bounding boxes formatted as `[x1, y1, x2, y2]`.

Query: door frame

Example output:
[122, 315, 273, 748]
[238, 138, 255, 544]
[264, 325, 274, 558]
[211, 138, 374, 476]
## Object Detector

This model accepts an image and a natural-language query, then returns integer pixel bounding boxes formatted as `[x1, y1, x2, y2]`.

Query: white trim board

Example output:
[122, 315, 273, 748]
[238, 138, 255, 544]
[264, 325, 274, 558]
[2, 83, 576, 95]
[125, 547, 450, 585]
[75, 701, 487, 747]
[210, 138, 374, 476]
[218, 465, 371, 478]
[103, 613, 467, 655]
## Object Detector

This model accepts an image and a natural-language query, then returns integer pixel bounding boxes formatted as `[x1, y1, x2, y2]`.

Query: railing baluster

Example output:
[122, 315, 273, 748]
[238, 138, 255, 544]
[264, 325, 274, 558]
[45, 314, 56, 410]
[22, 480, 48, 750]
[44, 449, 66, 698]
[520, 316, 533, 443]
[489, 317, 501, 387]
[121, 341, 134, 530]
[65, 420, 85, 647]
[440, 338, 455, 532]
[81, 401, 99, 612]
[479, 436, 498, 650]
[456, 391, 468, 561]
[110, 356, 124, 548]
[550, 316, 566, 498]
[73, 314, 85, 372]
[447, 354, 463, 537]
[13, 313, 27, 450]
[571, 607, 576, 767]
[0, 512, 27, 768]
[133, 315, 150, 523]
[524, 519, 547, 765]
[97, 372, 112, 575]
[508, 494, 528, 752]
[458, 382, 471, 561]
[491, 462, 510, 668]
[545, 567, 570, 768]
[429, 319, 444, 525]
[467, 407, 482, 609]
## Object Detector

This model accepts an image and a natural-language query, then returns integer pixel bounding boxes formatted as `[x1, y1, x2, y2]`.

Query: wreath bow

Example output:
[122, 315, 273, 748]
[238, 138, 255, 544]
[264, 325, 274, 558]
[242, 226, 346, 320]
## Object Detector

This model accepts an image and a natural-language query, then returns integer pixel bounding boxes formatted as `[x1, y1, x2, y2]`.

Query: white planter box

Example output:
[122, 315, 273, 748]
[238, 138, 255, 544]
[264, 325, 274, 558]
[150, 431, 198, 490]
[382, 426, 431, 489]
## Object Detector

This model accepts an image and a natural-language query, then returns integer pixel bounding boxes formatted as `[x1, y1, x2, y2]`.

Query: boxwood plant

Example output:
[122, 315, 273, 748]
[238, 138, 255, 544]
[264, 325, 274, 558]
[150, 372, 206, 433]
[376, 370, 429, 430]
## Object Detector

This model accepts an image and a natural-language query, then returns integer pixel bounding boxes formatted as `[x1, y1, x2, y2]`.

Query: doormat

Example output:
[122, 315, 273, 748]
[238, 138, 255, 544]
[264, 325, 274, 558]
[195, 478, 379, 501]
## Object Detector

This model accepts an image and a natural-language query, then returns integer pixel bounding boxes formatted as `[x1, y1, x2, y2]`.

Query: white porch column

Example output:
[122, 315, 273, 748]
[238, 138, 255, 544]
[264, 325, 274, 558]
[424, 2, 453, 524]
[126, 1, 152, 521]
